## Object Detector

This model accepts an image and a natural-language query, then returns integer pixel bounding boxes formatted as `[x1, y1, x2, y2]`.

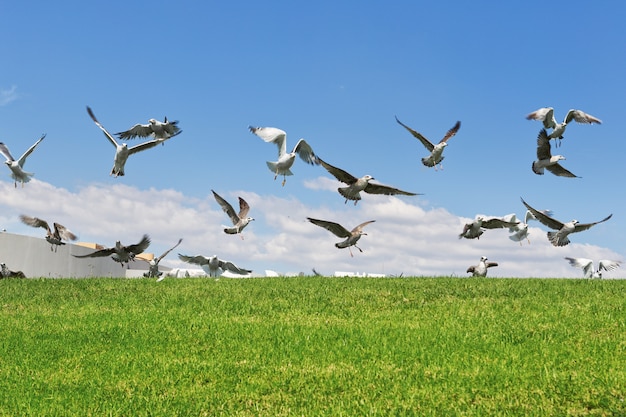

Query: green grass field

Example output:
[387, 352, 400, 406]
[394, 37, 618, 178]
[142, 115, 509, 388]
[0, 277, 624, 416]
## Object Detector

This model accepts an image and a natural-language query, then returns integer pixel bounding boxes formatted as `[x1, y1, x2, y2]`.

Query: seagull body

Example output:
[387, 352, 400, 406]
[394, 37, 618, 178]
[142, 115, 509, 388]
[316, 157, 419, 205]
[504, 209, 552, 245]
[117, 117, 181, 141]
[249, 126, 319, 186]
[521, 198, 612, 247]
[395, 116, 461, 170]
[307, 217, 375, 257]
[459, 216, 519, 240]
[73, 234, 151, 266]
[526, 107, 601, 142]
[144, 238, 182, 279]
[87, 106, 161, 177]
[532, 129, 578, 177]
[212, 190, 254, 239]
[467, 256, 498, 277]
[0, 134, 46, 187]
[19, 215, 77, 251]
[178, 254, 252, 277]
[564, 257, 621, 279]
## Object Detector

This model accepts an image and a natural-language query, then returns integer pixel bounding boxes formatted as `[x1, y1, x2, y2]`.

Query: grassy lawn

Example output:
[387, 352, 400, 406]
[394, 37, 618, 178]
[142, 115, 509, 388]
[0, 277, 624, 416]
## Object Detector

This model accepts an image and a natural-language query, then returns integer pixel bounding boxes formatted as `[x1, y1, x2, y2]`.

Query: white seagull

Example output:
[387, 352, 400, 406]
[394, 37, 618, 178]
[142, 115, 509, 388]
[466, 256, 498, 277]
[0, 134, 46, 187]
[116, 117, 181, 142]
[73, 234, 151, 266]
[526, 107, 601, 144]
[395, 116, 461, 170]
[212, 190, 254, 239]
[249, 126, 320, 186]
[532, 129, 578, 178]
[521, 198, 612, 247]
[307, 217, 375, 257]
[87, 106, 161, 177]
[19, 215, 77, 252]
[503, 209, 552, 245]
[459, 216, 519, 240]
[178, 254, 252, 278]
[144, 238, 183, 280]
[564, 257, 621, 279]
[317, 157, 419, 205]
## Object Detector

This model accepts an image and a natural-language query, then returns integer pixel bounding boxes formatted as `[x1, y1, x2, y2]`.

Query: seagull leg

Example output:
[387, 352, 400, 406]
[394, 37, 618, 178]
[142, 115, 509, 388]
[348, 246, 354, 257]
[282, 176, 286, 186]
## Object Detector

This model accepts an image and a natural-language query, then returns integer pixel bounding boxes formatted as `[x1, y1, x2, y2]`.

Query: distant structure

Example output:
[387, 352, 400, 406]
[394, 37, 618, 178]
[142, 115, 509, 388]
[334, 271, 387, 278]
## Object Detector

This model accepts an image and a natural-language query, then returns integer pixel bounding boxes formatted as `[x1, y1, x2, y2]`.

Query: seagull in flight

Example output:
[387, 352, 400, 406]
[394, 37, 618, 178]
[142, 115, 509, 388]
[316, 157, 419, 205]
[532, 129, 579, 178]
[521, 198, 612, 247]
[0, 134, 46, 187]
[73, 234, 151, 266]
[503, 209, 553, 245]
[249, 126, 320, 186]
[395, 116, 461, 170]
[526, 107, 601, 145]
[564, 257, 621, 279]
[212, 190, 254, 239]
[19, 215, 77, 252]
[466, 256, 498, 277]
[87, 106, 161, 177]
[459, 216, 519, 240]
[143, 238, 183, 279]
[307, 217, 375, 257]
[178, 254, 252, 278]
[116, 117, 181, 142]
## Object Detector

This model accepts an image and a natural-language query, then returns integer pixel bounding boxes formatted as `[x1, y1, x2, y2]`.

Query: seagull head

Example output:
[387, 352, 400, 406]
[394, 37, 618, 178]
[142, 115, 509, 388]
[363, 175, 374, 182]
[480, 256, 488, 262]
[149, 119, 158, 125]
[571, 219, 579, 225]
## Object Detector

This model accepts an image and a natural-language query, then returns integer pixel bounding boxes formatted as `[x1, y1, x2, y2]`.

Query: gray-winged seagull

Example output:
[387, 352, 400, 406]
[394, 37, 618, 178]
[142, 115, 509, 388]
[178, 254, 252, 278]
[307, 217, 375, 257]
[521, 198, 612, 247]
[87, 106, 161, 177]
[395, 116, 461, 170]
[532, 129, 578, 178]
[564, 257, 621, 279]
[526, 107, 601, 144]
[249, 126, 320, 186]
[212, 190, 254, 239]
[19, 215, 77, 252]
[0, 134, 45, 187]
[467, 256, 498, 277]
[316, 157, 419, 205]
[116, 117, 181, 142]
[503, 209, 552, 245]
[73, 234, 151, 266]
[459, 216, 519, 240]
[143, 238, 183, 279]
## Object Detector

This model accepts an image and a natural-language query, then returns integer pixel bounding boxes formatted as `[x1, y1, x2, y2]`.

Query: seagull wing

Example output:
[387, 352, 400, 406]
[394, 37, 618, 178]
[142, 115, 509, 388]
[438, 121, 461, 144]
[292, 139, 318, 165]
[536, 129, 552, 159]
[307, 217, 351, 238]
[155, 238, 183, 263]
[317, 157, 358, 185]
[237, 197, 251, 219]
[363, 182, 418, 196]
[351, 220, 376, 234]
[486, 262, 498, 268]
[526, 107, 556, 129]
[520, 198, 564, 231]
[572, 214, 612, 233]
[565, 257, 594, 277]
[395, 116, 435, 151]
[127, 139, 161, 155]
[116, 123, 153, 140]
[212, 190, 240, 225]
[598, 260, 621, 272]
[481, 218, 519, 230]
[219, 260, 252, 275]
[87, 106, 119, 148]
[0, 142, 15, 161]
[73, 247, 116, 258]
[162, 119, 181, 136]
[249, 126, 287, 157]
[125, 234, 151, 254]
[17, 134, 46, 167]
[545, 163, 579, 178]
[19, 215, 51, 232]
[178, 254, 209, 265]
[53, 223, 77, 241]
[565, 109, 602, 125]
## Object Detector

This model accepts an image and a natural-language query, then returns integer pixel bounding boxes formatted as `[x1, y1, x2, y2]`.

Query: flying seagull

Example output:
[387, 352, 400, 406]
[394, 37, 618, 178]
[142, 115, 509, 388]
[73, 234, 151, 266]
[532, 129, 578, 178]
[307, 217, 375, 257]
[526, 107, 601, 144]
[564, 257, 621, 279]
[466, 256, 498, 277]
[116, 117, 182, 142]
[249, 126, 320, 186]
[144, 238, 183, 279]
[0, 134, 46, 187]
[521, 198, 612, 247]
[316, 157, 419, 205]
[86, 106, 161, 177]
[19, 215, 77, 252]
[459, 216, 519, 240]
[395, 116, 461, 170]
[503, 209, 552, 245]
[212, 190, 254, 239]
[178, 254, 252, 278]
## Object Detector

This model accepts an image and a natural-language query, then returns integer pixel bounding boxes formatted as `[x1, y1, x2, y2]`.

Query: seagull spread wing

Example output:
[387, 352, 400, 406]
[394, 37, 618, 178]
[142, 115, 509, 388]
[178, 254, 209, 265]
[249, 126, 287, 157]
[0, 143, 15, 161]
[155, 238, 183, 263]
[526, 107, 556, 129]
[127, 139, 161, 155]
[565, 257, 594, 277]
[351, 220, 376, 234]
[598, 260, 621, 272]
[307, 217, 351, 238]
[219, 260, 251, 275]
[363, 182, 418, 196]
[520, 198, 564, 231]
[439, 121, 461, 144]
[317, 157, 359, 185]
[53, 223, 77, 241]
[20, 215, 50, 232]
[481, 218, 519, 230]
[125, 235, 151, 254]
[238, 197, 250, 219]
[545, 163, 578, 178]
[87, 106, 119, 148]
[17, 134, 46, 167]
[292, 139, 318, 165]
[536, 129, 552, 160]
[116, 123, 153, 140]
[572, 214, 612, 233]
[212, 190, 239, 225]
[73, 247, 116, 258]
[564, 109, 602, 125]
[395, 116, 435, 151]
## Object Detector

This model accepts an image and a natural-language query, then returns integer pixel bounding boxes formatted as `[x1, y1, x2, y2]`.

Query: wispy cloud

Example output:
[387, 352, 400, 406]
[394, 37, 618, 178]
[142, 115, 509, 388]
[0, 85, 18, 106]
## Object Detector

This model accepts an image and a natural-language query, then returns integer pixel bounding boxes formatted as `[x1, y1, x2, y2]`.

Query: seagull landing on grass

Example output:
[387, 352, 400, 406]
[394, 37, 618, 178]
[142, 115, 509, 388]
[249, 126, 320, 186]
[532, 129, 579, 178]
[87, 106, 161, 177]
[459, 216, 519, 240]
[395, 116, 461, 170]
[521, 198, 612, 247]
[564, 257, 621, 279]
[526, 107, 601, 145]
[503, 209, 553, 246]
[19, 215, 77, 252]
[0, 134, 45, 187]
[178, 254, 252, 278]
[116, 117, 181, 142]
[316, 157, 419, 205]
[466, 256, 498, 277]
[212, 190, 254, 239]
[73, 234, 151, 266]
[144, 238, 183, 279]
[307, 217, 375, 257]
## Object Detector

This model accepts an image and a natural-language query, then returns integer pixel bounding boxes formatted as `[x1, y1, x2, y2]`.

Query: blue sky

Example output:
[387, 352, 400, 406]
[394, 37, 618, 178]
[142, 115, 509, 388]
[0, 1, 624, 277]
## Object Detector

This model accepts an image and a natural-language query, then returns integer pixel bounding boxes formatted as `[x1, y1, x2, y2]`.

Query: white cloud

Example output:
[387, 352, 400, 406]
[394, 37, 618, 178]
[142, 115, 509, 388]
[0, 85, 18, 106]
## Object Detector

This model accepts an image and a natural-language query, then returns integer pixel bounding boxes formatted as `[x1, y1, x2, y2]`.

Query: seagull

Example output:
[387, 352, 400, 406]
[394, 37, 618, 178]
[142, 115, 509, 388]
[143, 238, 183, 279]
[212, 190, 254, 239]
[521, 198, 612, 247]
[526, 107, 601, 144]
[532, 129, 578, 178]
[316, 157, 419, 205]
[0, 134, 46, 187]
[503, 209, 553, 245]
[249, 126, 320, 186]
[564, 257, 621, 279]
[19, 215, 77, 252]
[73, 234, 151, 266]
[466, 256, 498, 277]
[116, 117, 181, 142]
[178, 254, 252, 278]
[459, 216, 519, 240]
[307, 217, 375, 257]
[86, 106, 161, 177]
[395, 116, 461, 170]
